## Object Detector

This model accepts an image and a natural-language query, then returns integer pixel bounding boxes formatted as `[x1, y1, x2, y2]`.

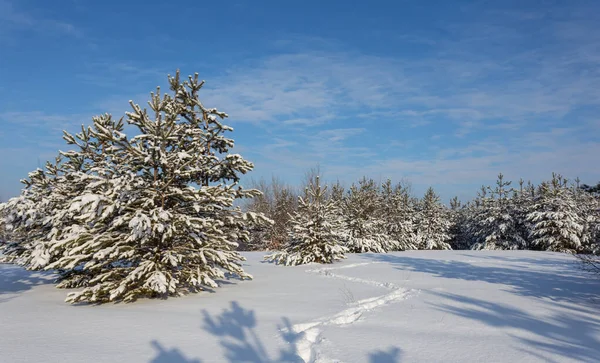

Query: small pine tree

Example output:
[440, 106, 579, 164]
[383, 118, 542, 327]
[471, 174, 526, 250]
[580, 181, 600, 194]
[379, 179, 417, 251]
[0, 163, 60, 265]
[414, 187, 452, 250]
[341, 178, 391, 253]
[574, 178, 600, 254]
[265, 176, 347, 266]
[448, 196, 470, 250]
[527, 174, 583, 253]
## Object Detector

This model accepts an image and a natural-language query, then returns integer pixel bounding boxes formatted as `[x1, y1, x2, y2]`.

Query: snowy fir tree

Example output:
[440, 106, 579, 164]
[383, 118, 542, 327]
[471, 174, 526, 250]
[463, 186, 492, 249]
[527, 174, 583, 253]
[574, 179, 600, 254]
[2, 71, 269, 303]
[341, 178, 392, 253]
[511, 179, 536, 250]
[379, 179, 417, 251]
[329, 180, 345, 205]
[0, 211, 6, 245]
[0, 161, 61, 265]
[265, 176, 347, 266]
[414, 187, 452, 250]
[581, 181, 600, 194]
[448, 196, 471, 250]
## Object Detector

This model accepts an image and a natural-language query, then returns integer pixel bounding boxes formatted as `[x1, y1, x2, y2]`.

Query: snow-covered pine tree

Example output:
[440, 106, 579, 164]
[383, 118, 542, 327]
[24, 71, 268, 303]
[341, 177, 391, 253]
[464, 186, 492, 249]
[510, 178, 535, 250]
[330, 180, 345, 205]
[0, 206, 6, 246]
[0, 160, 60, 265]
[448, 196, 471, 250]
[0, 180, 36, 263]
[265, 176, 347, 265]
[28, 115, 133, 282]
[527, 173, 583, 253]
[414, 187, 452, 250]
[471, 173, 526, 250]
[574, 178, 600, 254]
[379, 179, 417, 251]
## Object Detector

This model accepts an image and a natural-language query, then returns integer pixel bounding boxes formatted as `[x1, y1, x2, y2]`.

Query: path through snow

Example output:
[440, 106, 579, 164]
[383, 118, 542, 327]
[285, 261, 417, 363]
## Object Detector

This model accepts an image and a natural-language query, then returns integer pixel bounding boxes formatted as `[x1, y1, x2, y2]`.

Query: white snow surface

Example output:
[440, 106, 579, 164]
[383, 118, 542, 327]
[1, 250, 600, 363]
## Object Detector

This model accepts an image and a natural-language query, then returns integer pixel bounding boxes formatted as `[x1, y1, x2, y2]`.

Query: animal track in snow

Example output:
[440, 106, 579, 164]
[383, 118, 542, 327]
[307, 267, 396, 290]
[284, 261, 416, 363]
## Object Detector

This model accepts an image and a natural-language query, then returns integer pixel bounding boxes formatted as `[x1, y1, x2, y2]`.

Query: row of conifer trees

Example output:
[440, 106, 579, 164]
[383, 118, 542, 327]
[244, 172, 600, 265]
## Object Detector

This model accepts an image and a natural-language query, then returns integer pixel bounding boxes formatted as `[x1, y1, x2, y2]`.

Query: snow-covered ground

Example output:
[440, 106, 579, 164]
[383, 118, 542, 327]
[1, 250, 599, 363]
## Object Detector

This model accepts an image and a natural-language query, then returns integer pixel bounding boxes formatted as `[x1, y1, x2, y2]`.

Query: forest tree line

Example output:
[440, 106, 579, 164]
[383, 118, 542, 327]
[242, 171, 600, 257]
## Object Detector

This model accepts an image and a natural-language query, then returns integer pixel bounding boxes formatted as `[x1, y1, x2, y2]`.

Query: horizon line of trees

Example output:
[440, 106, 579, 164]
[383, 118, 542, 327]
[243, 171, 600, 259]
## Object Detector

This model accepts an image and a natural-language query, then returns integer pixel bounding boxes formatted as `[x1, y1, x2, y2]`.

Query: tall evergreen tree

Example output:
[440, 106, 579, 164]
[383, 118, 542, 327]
[414, 187, 452, 250]
[265, 176, 347, 265]
[3, 71, 269, 303]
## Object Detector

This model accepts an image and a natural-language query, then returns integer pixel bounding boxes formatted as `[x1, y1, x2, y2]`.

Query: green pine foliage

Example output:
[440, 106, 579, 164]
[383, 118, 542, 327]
[341, 178, 392, 253]
[414, 187, 452, 250]
[471, 174, 527, 250]
[1, 71, 269, 303]
[265, 176, 347, 266]
[527, 174, 584, 253]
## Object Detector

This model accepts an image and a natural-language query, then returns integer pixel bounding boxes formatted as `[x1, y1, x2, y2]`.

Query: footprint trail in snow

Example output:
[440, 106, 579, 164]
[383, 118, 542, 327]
[282, 260, 417, 363]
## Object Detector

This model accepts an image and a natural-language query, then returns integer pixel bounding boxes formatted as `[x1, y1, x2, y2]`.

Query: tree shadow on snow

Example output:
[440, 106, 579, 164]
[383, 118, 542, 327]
[458, 252, 577, 269]
[432, 292, 600, 362]
[201, 301, 304, 362]
[148, 300, 402, 362]
[0, 263, 54, 303]
[368, 347, 403, 363]
[361, 253, 600, 306]
[149, 341, 202, 363]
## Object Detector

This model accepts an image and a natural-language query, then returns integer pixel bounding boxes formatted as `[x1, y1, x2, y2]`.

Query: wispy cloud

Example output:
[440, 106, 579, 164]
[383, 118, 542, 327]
[217, 3, 600, 199]
[0, 0, 82, 43]
[0, 111, 88, 132]
[76, 62, 169, 89]
[202, 44, 599, 133]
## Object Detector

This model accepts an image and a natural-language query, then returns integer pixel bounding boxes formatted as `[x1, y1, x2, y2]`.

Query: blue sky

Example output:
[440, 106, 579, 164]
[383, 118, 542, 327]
[1, 0, 599, 202]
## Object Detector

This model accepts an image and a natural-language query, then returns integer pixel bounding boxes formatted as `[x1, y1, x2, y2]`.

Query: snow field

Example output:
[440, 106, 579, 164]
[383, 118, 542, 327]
[1, 250, 599, 363]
